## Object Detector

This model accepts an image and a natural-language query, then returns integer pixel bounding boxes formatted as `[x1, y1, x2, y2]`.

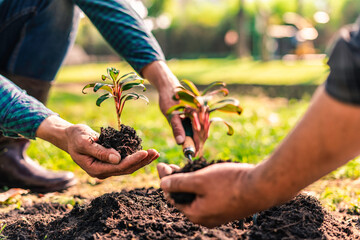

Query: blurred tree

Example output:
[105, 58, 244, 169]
[75, 17, 116, 56]
[235, 0, 250, 57]
[72, 0, 360, 60]
[143, 0, 166, 17]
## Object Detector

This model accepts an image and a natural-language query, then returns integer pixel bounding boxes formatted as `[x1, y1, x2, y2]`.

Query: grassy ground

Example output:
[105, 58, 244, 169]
[56, 58, 329, 85]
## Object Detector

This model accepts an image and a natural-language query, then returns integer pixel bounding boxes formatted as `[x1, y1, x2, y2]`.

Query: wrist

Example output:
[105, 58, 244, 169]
[248, 160, 299, 211]
[141, 60, 181, 93]
[235, 164, 278, 215]
[36, 115, 73, 152]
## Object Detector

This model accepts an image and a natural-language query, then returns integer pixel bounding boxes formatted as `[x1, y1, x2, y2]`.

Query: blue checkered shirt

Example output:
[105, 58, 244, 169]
[75, 0, 165, 74]
[0, 76, 56, 139]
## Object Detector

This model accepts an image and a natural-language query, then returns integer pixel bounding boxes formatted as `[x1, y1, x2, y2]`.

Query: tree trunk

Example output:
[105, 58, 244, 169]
[235, 0, 250, 58]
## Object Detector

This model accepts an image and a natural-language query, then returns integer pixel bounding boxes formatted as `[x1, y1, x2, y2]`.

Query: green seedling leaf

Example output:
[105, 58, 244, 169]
[173, 90, 199, 108]
[122, 82, 146, 92]
[118, 73, 143, 85]
[181, 79, 201, 96]
[96, 93, 112, 107]
[166, 104, 186, 115]
[101, 75, 108, 81]
[210, 117, 234, 135]
[196, 95, 208, 106]
[136, 94, 149, 103]
[107, 67, 119, 81]
[120, 93, 149, 104]
[210, 103, 242, 114]
[210, 99, 242, 114]
[202, 81, 226, 96]
[82, 83, 96, 94]
[119, 72, 137, 80]
[205, 88, 229, 97]
[94, 83, 113, 93]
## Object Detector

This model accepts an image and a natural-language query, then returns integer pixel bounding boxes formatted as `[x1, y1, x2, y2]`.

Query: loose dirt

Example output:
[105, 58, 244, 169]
[1, 187, 360, 239]
[97, 125, 142, 159]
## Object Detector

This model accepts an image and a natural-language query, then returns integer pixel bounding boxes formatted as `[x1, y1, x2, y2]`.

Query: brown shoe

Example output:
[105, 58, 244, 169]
[0, 138, 77, 192]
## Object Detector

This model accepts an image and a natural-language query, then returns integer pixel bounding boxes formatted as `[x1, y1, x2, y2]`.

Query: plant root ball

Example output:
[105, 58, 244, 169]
[97, 125, 142, 160]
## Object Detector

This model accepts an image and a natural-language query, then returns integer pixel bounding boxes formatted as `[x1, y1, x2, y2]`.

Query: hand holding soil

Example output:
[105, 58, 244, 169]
[37, 115, 160, 179]
[159, 162, 263, 228]
[65, 124, 160, 179]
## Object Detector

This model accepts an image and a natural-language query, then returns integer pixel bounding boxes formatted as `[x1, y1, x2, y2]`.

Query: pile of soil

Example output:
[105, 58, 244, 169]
[97, 125, 142, 159]
[1, 188, 359, 239]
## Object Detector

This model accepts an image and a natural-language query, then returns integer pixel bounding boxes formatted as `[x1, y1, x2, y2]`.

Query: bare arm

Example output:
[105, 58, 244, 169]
[159, 86, 360, 227]
[253, 85, 360, 205]
[141, 61, 186, 144]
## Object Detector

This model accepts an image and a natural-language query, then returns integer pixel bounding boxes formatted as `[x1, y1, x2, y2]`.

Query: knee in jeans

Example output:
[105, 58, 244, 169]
[40, 0, 80, 33]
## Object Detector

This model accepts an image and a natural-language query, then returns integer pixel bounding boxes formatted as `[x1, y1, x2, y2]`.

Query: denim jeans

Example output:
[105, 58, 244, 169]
[0, 0, 80, 82]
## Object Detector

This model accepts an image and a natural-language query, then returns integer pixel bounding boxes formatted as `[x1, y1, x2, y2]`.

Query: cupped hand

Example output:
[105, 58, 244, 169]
[159, 162, 259, 228]
[65, 124, 160, 179]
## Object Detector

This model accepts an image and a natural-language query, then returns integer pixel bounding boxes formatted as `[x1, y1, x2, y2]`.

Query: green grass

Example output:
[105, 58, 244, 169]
[56, 58, 329, 85]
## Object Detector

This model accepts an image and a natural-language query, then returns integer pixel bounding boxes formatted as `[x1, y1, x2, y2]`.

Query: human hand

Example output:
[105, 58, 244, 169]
[141, 61, 191, 146]
[159, 162, 262, 228]
[64, 124, 159, 179]
[37, 116, 159, 179]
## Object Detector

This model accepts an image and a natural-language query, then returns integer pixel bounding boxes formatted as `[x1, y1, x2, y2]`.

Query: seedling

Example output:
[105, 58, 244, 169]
[167, 80, 242, 157]
[82, 67, 149, 130]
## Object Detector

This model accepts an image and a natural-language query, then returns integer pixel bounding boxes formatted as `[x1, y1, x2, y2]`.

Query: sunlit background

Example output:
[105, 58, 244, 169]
[65, 0, 359, 66]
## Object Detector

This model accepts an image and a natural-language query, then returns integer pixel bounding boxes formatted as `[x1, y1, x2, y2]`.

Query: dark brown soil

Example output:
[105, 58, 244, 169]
[1, 188, 359, 239]
[171, 158, 230, 204]
[97, 125, 142, 159]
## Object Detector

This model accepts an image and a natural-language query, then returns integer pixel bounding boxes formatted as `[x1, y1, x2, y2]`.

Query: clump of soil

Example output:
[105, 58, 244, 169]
[97, 125, 142, 159]
[1, 188, 359, 239]
[171, 157, 231, 204]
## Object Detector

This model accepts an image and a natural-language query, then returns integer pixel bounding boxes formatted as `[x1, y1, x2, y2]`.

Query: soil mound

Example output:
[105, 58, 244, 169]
[97, 125, 142, 159]
[1, 188, 359, 239]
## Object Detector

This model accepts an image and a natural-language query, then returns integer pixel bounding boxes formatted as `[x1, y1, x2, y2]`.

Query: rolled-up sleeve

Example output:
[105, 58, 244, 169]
[325, 19, 360, 104]
[0, 75, 56, 139]
[74, 0, 165, 74]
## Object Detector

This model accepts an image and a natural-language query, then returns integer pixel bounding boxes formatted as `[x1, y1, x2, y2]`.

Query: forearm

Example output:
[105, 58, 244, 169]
[75, 0, 165, 73]
[0, 76, 56, 139]
[36, 115, 73, 152]
[142, 61, 181, 93]
[249, 86, 360, 208]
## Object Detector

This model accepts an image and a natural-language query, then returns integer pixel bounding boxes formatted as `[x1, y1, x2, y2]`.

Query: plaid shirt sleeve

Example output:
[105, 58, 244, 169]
[74, 0, 165, 74]
[325, 19, 360, 104]
[0, 75, 56, 139]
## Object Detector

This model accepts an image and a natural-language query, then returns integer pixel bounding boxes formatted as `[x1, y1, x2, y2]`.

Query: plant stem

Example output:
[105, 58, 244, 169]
[117, 115, 121, 130]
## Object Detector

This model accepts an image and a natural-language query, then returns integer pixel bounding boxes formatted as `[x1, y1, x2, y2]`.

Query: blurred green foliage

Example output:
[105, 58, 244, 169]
[75, 0, 360, 58]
